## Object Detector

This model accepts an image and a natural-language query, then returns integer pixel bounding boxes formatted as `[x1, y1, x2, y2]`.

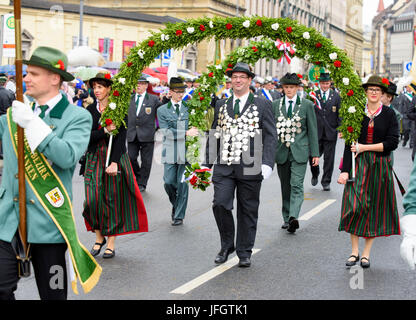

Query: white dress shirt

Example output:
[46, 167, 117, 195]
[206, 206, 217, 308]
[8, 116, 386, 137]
[233, 92, 249, 110]
[135, 92, 146, 116]
[34, 93, 63, 117]
[285, 96, 297, 114]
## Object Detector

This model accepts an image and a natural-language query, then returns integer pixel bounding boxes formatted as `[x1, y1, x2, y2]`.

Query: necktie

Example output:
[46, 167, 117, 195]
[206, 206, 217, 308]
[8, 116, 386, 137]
[288, 100, 293, 118]
[234, 99, 240, 118]
[136, 94, 141, 111]
[38, 105, 49, 119]
[322, 92, 327, 103]
[174, 103, 180, 115]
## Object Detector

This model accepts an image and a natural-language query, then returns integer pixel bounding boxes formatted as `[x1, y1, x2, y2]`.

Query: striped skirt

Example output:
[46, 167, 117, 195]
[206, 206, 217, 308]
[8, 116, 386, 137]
[82, 140, 148, 236]
[338, 152, 400, 238]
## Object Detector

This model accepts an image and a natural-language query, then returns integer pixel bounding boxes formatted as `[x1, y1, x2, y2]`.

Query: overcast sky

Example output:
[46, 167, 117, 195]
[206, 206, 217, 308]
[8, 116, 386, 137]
[363, 0, 394, 27]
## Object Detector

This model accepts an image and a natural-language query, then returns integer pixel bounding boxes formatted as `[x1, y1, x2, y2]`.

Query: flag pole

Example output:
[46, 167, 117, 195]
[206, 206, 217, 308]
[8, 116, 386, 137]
[14, 0, 30, 276]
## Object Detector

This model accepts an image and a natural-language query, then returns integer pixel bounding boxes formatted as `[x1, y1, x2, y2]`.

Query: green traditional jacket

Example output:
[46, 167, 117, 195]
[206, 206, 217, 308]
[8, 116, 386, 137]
[0, 95, 92, 243]
[272, 96, 319, 164]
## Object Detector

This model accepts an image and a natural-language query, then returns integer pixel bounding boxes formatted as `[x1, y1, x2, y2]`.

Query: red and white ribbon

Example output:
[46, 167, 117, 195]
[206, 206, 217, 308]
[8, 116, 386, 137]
[309, 91, 322, 110]
[275, 39, 295, 65]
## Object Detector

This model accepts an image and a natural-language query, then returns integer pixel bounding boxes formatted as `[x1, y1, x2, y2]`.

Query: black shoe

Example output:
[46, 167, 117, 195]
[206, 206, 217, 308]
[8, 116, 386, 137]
[346, 254, 359, 267]
[90, 238, 107, 257]
[171, 219, 183, 226]
[281, 222, 289, 229]
[287, 217, 299, 233]
[311, 177, 318, 186]
[238, 257, 251, 268]
[103, 248, 115, 259]
[322, 185, 330, 191]
[360, 257, 370, 268]
[171, 208, 175, 222]
[214, 247, 235, 264]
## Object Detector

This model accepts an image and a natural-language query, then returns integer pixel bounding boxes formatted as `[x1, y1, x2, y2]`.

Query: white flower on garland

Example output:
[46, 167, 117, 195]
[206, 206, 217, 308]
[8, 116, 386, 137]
[271, 23, 279, 31]
[304, 54, 311, 60]
[303, 32, 310, 39]
[187, 27, 195, 34]
[138, 49, 145, 59]
[343, 77, 350, 86]
[209, 20, 214, 29]
[161, 34, 170, 41]
[118, 78, 126, 85]
[348, 106, 356, 113]
[329, 52, 338, 60]
[215, 65, 222, 70]
[109, 102, 117, 110]
[243, 20, 250, 28]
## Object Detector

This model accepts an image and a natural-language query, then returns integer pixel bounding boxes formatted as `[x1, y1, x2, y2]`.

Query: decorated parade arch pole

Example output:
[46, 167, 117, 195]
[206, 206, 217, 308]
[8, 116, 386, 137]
[102, 16, 367, 186]
[13, 0, 31, 274]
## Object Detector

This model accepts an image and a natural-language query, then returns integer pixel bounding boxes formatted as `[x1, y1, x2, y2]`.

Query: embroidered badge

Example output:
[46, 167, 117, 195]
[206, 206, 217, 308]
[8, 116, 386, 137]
[332, 106, 337, 112]
[145, 107, 151, 115]
[45, 187, 65, 208]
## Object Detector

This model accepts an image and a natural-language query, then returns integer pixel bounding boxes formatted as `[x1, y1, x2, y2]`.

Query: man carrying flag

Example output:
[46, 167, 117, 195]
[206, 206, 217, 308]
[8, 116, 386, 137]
[0, 47, 100, 300]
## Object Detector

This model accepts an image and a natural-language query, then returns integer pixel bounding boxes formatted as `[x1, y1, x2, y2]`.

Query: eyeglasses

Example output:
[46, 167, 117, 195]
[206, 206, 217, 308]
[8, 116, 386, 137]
[366, 88, 382, 94]
[231, 76, 249, 80]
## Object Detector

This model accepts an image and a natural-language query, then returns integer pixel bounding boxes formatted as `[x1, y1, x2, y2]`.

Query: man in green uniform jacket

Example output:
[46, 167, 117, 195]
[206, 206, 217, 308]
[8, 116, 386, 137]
[157, 77, 198, 226]
[0, 47, 93, 300]
[272, 73, 320, 233]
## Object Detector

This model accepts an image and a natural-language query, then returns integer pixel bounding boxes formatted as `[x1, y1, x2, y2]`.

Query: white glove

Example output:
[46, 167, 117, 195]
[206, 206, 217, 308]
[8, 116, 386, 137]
[12, 100, 52, 153]
[400, 215, 416, 270]
[261, 164, 273, 180]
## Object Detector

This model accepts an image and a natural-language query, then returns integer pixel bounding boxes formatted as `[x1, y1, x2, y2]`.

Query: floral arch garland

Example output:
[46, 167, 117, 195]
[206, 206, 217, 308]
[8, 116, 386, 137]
[103, 16, 366, 175]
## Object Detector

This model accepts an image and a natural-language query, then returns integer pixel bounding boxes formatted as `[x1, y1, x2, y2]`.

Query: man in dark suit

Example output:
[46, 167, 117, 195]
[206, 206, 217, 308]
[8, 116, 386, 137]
[205, 62, 277, 268]
[309, 72, 341, 191]
[259, 76, 281, 101]
[127, 75, 162, 192]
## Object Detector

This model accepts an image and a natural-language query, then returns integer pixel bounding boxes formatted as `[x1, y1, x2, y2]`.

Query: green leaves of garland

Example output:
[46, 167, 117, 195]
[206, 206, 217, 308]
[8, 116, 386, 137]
[104, 15, 366, 150]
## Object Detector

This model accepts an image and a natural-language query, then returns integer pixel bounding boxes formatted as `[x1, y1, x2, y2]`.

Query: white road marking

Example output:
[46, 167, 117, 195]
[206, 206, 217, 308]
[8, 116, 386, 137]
[299, 199, 337, 221]
[170, 248, 261, 295]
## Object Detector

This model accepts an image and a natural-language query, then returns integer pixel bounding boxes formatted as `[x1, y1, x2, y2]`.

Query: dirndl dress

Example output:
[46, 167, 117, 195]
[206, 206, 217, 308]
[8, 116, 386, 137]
[82, 140, 148, 236]
[338, 146, 400, 237]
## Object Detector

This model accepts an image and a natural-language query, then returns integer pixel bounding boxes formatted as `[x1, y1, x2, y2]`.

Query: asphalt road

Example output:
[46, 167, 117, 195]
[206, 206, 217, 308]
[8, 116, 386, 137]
[9, 135, 416, 301]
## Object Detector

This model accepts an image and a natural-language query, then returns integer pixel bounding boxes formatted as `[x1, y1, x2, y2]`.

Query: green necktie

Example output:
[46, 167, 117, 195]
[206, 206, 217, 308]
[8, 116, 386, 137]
[174, 103, 180, 115]
[234, 99, 240, 118]
[38, 105, 49, 119]
[288, 100, 293, 118]
[322, 92, 327, 103]
[136, 94, 141, 110]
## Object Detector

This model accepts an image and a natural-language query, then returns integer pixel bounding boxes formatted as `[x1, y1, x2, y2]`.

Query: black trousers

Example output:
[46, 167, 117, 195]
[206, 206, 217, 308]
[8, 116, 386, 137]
[309, 138, 337, 186]
[212, 172, 262, 259]
[0, 239, 67, 300]
[128, 137, 155, 187]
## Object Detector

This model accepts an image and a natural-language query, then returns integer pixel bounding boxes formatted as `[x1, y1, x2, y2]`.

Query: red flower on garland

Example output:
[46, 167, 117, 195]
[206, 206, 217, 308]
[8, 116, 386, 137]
[199, 96, 204, 101]
[256, 19, 263, 26]
[315, 42, 322, 48]
[189, 175, 198, 186]
[104, 73, 111, 80]
[297, 74, 303, 79]
[286, 27, 293, 33]
[347, 90, 354, 97]
[208, 72, 214, 77]
[228, 63, 233, 68]
[113, 90, 120, 97]
[347, 126, 354, 133]
[148, 40, 155, 47]
[226, 23, 233, 30]
[105, 119, 113, 126]
[57, 59, 65, 70]
[252, 46, 258, 52]
[176, 30, 183, 36]
[382, 78, 390, 85]
[314, 61, 321, 65]
[127, 62, 133, 67]
[199, 24, 205, 31]
[334, 60, 342, 68]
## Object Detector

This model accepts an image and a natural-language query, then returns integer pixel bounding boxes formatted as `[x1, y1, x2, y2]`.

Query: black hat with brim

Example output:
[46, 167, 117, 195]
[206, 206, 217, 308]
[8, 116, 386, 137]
[226, 62, 255, 79]
[280, 73, 301, 85]
[318, 72, 332, 82]
[362, 75, 388, 92]
[386, 82, 398, 96]
[138, 74, 149, 83]
[23, 46, 74, 82]
[88, 72, 113, 87]
[169, 77, 187, 90]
